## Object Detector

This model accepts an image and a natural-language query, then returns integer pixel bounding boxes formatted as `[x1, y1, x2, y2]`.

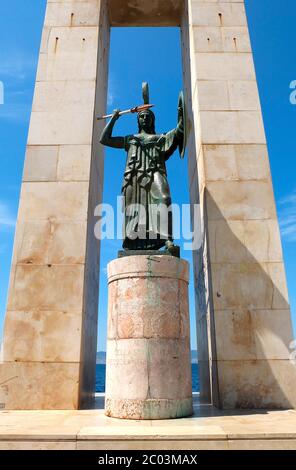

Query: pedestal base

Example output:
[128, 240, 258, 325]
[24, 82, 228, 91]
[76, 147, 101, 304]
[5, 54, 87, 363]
[118, 245, 180, 258]
[105, 255, 193, 420]
[105, 397, 193, 420]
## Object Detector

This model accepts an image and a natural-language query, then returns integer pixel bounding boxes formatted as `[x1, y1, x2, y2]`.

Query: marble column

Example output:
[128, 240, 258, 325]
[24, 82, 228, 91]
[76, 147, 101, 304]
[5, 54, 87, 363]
[105, 255, 193, 420]
[0, 0, 109, 410]
[182, 0, 296, 408]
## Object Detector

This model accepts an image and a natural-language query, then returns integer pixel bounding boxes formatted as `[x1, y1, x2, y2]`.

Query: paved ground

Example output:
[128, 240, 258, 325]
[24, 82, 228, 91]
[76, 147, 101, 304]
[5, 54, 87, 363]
[0, 393, 295, 449]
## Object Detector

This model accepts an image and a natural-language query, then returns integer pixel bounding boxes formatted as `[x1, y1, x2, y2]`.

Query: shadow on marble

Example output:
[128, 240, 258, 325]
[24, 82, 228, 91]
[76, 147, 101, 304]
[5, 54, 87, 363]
[95, 392, 283, 421]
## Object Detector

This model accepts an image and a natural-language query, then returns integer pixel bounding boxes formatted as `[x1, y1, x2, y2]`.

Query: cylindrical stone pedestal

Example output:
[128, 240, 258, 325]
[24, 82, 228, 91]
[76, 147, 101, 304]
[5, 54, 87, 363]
[105, 255, 193, 420]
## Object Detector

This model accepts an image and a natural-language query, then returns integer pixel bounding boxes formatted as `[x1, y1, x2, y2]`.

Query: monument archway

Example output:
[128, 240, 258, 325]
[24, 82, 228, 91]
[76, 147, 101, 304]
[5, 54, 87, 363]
[1, 0, 295, 410]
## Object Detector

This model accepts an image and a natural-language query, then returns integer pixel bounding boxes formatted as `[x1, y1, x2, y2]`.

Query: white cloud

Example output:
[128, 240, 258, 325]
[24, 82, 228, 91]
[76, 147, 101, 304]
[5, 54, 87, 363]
[0, 102, 31, 123]
[107, 75, 118, 108]
[0, 202, 16, 230]
[279, 190, 296, 242]
[0, 50, 37, 122]
[0, 243, 8, 255]
[0, 51, 36, 81]
[107, 91, 115, 107]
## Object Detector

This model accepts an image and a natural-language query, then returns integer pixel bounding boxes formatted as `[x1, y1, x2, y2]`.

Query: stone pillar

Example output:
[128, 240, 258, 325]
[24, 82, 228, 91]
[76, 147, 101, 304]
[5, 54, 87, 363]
[182, 0, 296, 408]
[0, 0, 109, 409]
[105, 256, 193, 420]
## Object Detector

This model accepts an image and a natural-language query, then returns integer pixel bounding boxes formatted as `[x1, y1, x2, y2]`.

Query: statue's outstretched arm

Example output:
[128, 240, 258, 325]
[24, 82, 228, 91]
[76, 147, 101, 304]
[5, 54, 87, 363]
[99, 109, 125, 149]
[164, 109, 184, 160]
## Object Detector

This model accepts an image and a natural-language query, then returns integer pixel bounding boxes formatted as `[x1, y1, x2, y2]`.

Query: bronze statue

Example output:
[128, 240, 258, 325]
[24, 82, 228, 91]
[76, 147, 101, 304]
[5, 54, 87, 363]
[99, 83, 186, 255]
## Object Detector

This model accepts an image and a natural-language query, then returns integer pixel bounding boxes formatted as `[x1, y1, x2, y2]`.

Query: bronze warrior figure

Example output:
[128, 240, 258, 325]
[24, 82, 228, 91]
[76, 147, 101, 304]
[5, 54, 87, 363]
[99, 84, 186, 254]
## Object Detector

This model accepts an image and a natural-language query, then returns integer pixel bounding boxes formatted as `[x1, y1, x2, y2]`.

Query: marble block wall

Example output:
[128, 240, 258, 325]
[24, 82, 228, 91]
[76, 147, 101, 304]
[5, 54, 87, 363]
[0, 0, 109, 409]
[182, 0, 296, 408]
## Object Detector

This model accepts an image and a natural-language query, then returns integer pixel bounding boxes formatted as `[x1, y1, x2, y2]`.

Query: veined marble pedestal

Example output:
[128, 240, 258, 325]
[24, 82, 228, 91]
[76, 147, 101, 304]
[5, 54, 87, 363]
[105, 255, 193, 420]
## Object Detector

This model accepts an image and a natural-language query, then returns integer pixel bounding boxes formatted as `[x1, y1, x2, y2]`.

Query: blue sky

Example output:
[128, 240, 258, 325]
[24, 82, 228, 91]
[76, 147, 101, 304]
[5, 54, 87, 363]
[0, 1, 295, 352]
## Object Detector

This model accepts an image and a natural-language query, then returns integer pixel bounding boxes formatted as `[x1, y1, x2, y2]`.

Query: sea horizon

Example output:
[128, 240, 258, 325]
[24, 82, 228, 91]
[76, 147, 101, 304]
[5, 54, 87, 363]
[96, 363, 200, 393]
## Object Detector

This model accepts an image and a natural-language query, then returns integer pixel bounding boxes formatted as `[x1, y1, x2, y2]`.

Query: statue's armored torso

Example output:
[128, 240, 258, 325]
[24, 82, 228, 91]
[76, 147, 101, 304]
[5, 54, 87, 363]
[122, 130, 176, 192]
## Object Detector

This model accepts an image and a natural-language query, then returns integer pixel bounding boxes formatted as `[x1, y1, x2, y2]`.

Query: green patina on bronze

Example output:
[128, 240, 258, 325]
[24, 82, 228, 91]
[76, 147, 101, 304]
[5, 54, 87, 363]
[100, 83, 186, 254]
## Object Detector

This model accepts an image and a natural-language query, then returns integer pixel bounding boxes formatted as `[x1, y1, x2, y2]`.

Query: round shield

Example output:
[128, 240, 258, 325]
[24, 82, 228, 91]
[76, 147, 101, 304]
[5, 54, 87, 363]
[178, 91, 187, 159]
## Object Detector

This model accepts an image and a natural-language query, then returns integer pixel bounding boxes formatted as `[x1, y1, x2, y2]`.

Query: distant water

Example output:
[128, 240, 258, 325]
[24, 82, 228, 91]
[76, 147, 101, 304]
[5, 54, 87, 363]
[96, 364, 200, 393]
